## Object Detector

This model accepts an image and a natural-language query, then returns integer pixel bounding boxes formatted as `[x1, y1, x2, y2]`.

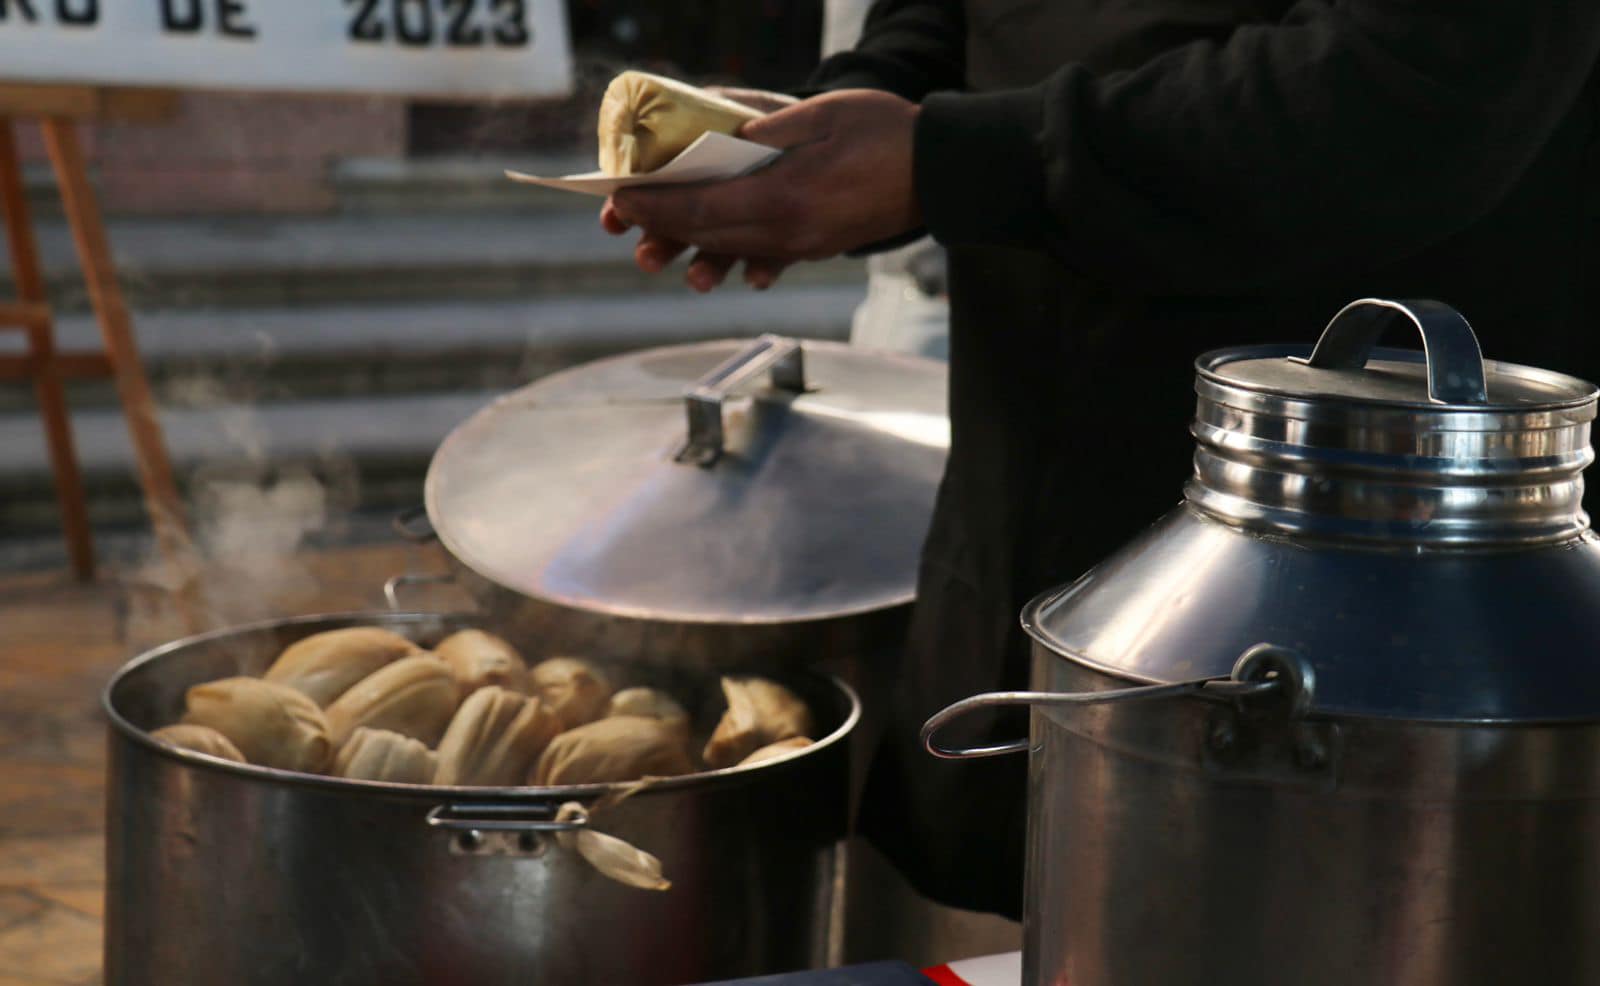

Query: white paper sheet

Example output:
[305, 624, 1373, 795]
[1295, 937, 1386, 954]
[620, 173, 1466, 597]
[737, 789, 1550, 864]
[504, 132, 782, 197]
[932, 951, 1023, 986]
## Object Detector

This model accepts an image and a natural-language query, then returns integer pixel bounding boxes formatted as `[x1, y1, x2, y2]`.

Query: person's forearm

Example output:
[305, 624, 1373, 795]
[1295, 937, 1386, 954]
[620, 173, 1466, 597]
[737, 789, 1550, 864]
[802, 0, 967, 100]
[914, 1, 1600, 294]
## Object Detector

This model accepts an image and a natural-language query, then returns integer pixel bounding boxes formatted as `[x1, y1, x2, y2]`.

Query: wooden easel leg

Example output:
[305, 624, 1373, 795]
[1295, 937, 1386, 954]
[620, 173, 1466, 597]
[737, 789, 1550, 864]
[39, 118, 196, 578]
[0, 117, 95, 580]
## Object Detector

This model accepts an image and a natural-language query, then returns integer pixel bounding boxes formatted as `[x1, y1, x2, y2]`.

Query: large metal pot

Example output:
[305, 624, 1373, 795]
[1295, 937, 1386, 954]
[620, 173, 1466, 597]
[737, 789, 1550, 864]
[925, 299, 1600, 985]
[412, 334, 949, 669]
[105, 611, 859, 985]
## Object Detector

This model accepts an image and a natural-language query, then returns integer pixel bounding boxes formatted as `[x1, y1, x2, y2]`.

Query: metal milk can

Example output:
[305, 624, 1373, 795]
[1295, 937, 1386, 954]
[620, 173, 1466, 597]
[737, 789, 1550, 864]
[925, 299, 1600, 985]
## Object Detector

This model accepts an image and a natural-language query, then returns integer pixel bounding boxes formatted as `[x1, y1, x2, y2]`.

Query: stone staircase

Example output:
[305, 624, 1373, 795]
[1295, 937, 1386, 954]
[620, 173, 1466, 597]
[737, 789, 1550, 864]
[0, 156, 863, 567]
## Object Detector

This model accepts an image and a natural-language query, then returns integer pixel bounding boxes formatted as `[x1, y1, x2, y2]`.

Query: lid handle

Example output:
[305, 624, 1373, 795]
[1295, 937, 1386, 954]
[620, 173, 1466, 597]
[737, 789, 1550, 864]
[1290, 298, 1488, 405]
[676, 334, 807, 466]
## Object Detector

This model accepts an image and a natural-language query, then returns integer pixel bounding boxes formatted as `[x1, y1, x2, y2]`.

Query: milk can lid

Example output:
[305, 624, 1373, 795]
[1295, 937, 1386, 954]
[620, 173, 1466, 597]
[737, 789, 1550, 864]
[1207, 299, 1593, 410]
[1189, 298, 1598, 546]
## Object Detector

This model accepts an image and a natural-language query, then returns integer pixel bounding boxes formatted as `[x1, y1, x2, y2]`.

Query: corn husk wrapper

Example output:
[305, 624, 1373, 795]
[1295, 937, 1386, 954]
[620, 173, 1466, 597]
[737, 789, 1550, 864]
[151, 723, 247, 764]
[435, 629, 528, 698]
[334, 727, 438, 784]
[263, 627, 421, 706]
[324, 655, 460, 748]
[182, 677, 332, 772]
[533, 715, 693, 786]
[737, 736, 813, 767]
[528, 657, 613, 731]
[555, 801, 669, 891]
[702, 677, 815, 768]
[597, 70, 762, 176]
[434, 686, 562, 787]
[604, 687, 689, 734]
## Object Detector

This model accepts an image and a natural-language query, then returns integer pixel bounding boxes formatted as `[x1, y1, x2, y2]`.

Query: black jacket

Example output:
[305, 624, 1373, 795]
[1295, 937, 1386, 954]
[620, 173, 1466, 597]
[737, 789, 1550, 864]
[809, 0, 1600, 919]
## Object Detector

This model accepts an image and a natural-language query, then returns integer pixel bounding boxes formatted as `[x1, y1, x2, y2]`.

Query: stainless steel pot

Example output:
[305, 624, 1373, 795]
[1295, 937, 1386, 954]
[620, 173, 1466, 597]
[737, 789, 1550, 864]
[411, 334, 949, 669]
[924, 299, 1600, 986]
[104, 611, 859, 986]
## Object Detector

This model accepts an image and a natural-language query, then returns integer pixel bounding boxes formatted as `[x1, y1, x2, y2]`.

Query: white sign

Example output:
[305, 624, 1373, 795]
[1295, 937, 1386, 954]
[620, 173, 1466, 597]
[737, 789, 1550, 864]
[0, 1, 572, 99]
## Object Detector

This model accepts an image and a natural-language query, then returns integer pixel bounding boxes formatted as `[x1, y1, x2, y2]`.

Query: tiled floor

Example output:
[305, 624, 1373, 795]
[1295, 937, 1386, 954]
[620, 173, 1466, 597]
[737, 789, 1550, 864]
[0, 568, 120, 986]
[0, 540, 466, 985]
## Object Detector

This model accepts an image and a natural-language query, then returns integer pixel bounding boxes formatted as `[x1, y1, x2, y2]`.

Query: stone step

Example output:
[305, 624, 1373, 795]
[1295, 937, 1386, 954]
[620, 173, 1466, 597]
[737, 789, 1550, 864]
[329, 154, 601, 215]
[0, 209, 864, 312]
[0, 313, 858, 537]
[0, 389, 492, 537]
[24, 153, 602, 218]
[0, 284, 861, 410]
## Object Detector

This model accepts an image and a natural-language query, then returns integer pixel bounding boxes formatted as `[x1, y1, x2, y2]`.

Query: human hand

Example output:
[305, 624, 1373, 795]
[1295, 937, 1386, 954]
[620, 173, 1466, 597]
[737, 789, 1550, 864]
[600, 89, 921, 292]
[597, 83, 796, 291]
[599, 205, 794, 292]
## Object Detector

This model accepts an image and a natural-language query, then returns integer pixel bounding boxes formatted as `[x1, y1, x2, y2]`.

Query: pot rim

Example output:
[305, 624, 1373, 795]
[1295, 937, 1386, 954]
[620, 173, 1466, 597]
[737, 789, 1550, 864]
[102, 610, 862, 801]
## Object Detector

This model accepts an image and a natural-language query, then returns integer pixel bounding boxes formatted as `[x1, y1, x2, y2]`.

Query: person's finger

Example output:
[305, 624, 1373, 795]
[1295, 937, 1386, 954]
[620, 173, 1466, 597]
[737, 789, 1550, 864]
[600, 200, 631, 235]
[612, 169, 793, 238]
[739, 96, 833, 149]
[686, 253, 737, 293]
[635, 233, 690, 273]
[743, 257, 792, 290]
[641, 224, 800, 259]
[666, 221, 831, 259]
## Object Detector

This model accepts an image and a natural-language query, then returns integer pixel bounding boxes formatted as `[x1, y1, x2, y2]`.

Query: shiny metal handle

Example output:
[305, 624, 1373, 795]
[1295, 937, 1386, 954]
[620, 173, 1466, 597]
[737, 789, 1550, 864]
[676, 333, 806, 466]
[383, 572, 456, 611]
[1291, 297, 1488, 405]
[921, 644, 1310, 760]
[425, 803, 589, 833]
[391, 505, 437, 544]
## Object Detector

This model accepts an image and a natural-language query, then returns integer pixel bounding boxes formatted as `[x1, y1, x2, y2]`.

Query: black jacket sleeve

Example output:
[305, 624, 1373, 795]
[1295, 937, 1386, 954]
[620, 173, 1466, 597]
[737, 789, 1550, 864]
[802, 0, 966, 101]
[913, 1, 1600, 294]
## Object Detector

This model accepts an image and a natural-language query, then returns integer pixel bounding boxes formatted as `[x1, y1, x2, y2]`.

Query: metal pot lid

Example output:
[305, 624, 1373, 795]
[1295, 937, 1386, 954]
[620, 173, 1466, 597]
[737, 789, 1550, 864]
[1190, 298, 1598, 545]
[425, 336, 949, 625]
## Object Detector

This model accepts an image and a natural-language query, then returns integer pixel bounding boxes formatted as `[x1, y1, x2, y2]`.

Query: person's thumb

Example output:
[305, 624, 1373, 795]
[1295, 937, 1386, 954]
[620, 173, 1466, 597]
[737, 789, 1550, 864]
[738, 98, 828, 149]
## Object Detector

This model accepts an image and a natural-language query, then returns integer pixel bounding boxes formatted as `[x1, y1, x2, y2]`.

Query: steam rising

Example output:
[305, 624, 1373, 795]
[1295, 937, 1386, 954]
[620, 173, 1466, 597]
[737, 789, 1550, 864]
[193, 468, 329, 610]
[121, 362, 359, 648]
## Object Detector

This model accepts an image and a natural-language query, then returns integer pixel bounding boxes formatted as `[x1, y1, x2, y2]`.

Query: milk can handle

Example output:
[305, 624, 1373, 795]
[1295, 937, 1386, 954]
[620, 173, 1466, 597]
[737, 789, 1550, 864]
[1291, 297, 1488, 405]
[676, 334, 806, 466]
[921, 644, 1311, 759]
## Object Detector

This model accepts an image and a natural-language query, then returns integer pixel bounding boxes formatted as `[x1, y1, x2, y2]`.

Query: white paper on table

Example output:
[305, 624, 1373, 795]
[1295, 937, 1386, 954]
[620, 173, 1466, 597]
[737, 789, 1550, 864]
[928, 951, 1023, 986]
[504, 132, 782, 197]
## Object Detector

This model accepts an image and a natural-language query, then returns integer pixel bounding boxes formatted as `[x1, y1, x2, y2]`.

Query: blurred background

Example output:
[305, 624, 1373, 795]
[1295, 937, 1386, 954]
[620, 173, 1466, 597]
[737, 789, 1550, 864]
[0, 0, 861, 583]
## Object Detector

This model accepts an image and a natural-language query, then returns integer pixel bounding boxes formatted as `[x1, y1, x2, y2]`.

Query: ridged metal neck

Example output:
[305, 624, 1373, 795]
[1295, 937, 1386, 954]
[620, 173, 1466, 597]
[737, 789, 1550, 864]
[1187, 354, 1596, 546]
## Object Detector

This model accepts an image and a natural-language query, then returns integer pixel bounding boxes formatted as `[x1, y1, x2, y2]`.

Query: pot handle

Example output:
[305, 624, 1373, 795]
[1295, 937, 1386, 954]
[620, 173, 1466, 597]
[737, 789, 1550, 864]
[426, 803, 588, 833]
[676, 333, 807, 467]
[428, 802, 673, 890]
[383, 572, 457, 611]
[1290, 297, 1488, 405]
[921, 644, 1310, 760]
[392, 504, 437, 544]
